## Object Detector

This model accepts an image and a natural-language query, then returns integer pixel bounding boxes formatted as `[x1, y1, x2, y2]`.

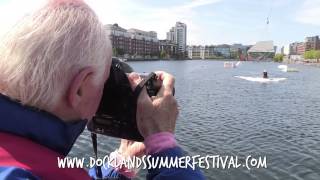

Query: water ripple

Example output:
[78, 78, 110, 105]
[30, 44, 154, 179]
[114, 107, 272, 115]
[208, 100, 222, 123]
[70, 61, 320, 180]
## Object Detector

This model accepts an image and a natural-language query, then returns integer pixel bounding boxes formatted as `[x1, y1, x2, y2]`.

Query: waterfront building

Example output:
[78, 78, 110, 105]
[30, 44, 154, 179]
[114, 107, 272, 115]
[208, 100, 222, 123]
[187, 45, 234, 59]
[159, 40, 177, 59]
[215, 44, 231, 58]
[296, 42, 305, 55]
[230, 44, 249, 59]
[166, 22, 187, 56]
[105, 24, 159, 59]
[187, 46, 203, 59]
[175, 22, 187, 53]
[285, 35, 320, 62]
[230, 44, 246, 51]
[274, 46, 278, 53]
[247, 41, 275, 60]
[282, 45, 290, 55]
[289, 42, 300, 55]
[188, 45, 215, 59]
[205, 45, 216, 58]
[200, 46, 207, 59]
[166, 27, 175, 42]
[288, 36, 319, 56]
[187, 46, 192, 59]
[305, 36, 320, 51]
[187, 45, 214, 59]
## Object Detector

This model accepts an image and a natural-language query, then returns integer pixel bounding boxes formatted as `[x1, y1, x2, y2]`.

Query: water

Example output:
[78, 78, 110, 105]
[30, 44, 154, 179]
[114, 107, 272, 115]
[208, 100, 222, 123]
[70, 61, 320, 180]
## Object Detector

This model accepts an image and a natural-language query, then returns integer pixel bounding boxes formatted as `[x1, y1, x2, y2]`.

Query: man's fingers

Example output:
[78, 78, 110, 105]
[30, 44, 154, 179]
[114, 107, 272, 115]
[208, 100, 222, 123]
[137, 87, 152, 107]
[128, 71, 175, 98]
[156, 71, 175, 90]
[127, 73, 154, 112]
[154, 71, 175, 97]
[127, 72, 142, 90]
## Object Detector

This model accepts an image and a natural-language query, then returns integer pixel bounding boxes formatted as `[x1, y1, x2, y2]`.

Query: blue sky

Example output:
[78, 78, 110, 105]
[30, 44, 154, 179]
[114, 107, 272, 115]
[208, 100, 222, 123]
[1, 0, 320, 47]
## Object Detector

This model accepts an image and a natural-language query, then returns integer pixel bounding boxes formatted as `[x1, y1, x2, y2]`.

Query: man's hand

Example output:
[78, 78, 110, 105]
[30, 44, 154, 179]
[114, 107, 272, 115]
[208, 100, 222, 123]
[118, 139, 145, 158]
[128, 71, 179, 138]
[113, 139, 144, 178]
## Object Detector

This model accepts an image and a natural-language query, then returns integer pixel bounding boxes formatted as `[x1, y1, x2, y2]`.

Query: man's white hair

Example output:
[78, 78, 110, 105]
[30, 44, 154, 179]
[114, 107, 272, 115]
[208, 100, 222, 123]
[0, 0, 110, 110]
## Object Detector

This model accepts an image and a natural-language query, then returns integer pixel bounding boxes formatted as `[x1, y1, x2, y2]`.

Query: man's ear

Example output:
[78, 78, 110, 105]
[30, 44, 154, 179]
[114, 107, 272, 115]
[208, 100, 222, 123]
[67, 67, 94, 108]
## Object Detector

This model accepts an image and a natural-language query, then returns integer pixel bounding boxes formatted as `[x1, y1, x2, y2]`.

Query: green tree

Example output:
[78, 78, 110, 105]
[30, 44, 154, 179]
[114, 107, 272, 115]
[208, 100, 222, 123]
[314, 50, 320, 62]
[304, 50, 320, 62]
[160, 50, 167, 59]
[273, 54, 284, 62]
[304, 50, 314, 59]
[112, 48, 118, 56]
[117, 48, 125, 56]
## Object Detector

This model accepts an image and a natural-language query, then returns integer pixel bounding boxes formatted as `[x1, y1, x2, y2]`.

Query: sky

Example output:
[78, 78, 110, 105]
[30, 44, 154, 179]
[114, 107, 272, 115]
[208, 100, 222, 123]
[0, 0, 320, 47]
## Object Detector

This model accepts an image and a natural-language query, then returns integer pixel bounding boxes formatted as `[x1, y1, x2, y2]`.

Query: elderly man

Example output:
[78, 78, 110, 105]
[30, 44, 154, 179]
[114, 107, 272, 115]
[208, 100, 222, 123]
[0, 0, 204, 179]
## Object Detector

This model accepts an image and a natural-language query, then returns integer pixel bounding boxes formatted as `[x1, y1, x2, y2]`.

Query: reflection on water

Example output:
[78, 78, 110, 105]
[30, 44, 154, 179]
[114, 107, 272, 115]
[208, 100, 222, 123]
[70, 61, 320, 180]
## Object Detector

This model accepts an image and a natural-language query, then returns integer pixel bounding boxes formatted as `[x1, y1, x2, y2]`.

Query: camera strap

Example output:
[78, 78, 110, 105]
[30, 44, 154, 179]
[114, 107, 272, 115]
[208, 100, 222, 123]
[133, 72, 157, 99]
[91, 133, 103, 179]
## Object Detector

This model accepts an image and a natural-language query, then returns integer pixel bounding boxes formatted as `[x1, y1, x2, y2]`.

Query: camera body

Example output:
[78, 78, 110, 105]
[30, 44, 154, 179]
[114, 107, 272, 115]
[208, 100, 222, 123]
[87, 58, 161, 141]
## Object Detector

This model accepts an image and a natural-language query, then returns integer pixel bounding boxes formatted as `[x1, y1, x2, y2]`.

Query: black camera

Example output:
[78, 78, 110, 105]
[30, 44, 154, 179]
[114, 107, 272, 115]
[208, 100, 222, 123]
[87, 58, 163, 141]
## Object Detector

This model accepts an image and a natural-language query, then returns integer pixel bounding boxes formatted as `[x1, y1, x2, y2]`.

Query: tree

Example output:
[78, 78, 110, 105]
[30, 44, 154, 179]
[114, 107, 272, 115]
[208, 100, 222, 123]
[117, 48, 125, 56]
[273, 54, 284, 62]
[112, 48, 118, 56]
[304, 50, 320, 62]
[160, 50, 167, 59]
[304, 50, 314, 59]
[314, 50, 320, 62]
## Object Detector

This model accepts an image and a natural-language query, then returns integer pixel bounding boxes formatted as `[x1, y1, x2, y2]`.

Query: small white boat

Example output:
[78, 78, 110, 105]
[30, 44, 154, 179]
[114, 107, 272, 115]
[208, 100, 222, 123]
[224, 62, 235, 68]
[224, 61, 241, 68]
[235, 76, 287, 83]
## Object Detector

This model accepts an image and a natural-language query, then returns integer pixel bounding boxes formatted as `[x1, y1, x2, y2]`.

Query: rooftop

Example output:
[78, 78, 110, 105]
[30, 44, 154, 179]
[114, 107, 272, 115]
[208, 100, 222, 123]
[248, 41, 274, 53]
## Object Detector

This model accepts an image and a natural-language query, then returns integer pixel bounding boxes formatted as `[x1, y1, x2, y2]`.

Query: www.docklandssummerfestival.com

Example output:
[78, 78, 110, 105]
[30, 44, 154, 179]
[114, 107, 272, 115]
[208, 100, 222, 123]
[57, 155, 267, 170]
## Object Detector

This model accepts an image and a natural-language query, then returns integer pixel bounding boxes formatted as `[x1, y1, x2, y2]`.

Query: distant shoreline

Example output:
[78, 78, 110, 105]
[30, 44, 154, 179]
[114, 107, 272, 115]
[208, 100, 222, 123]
[284, 60, 320, 68]
[300, 62, 320, 68]
[124, 58, 242, 62]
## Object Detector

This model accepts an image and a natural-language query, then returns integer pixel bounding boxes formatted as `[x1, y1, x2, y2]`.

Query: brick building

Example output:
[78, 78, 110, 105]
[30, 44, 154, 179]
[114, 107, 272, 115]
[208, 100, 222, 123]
[105, 24, 159, 59]
[296, 42, 306, 55]
[305, 36, 320, 51]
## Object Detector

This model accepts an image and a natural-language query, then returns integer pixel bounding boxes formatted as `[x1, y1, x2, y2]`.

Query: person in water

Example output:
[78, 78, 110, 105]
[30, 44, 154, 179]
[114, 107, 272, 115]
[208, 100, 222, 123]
[0, 0, 204, 179]
[263, 70, 268, 79]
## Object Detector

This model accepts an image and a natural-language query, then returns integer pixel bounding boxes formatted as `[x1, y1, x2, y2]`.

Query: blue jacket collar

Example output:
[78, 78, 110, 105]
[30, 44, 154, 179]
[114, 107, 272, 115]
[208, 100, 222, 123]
[0, 94, 87, 156]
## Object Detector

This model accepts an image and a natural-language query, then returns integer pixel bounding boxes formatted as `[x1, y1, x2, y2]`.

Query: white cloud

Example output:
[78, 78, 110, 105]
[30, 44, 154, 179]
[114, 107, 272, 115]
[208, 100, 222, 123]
[0, 0, 222, 44]
[87, 0, 222, 44]
[183, 0, 221, 9]
[296, 0, 320, 26]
